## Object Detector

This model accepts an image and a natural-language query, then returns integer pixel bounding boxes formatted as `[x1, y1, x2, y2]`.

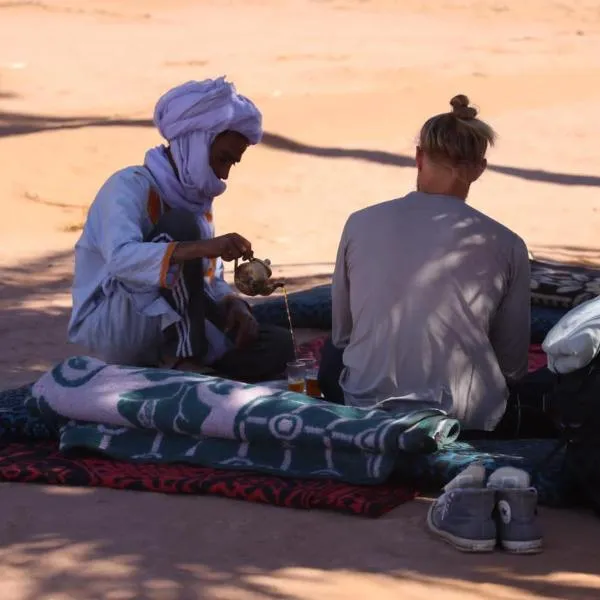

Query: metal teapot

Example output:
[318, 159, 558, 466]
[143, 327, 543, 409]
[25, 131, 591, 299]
[233, 257, 285, 297]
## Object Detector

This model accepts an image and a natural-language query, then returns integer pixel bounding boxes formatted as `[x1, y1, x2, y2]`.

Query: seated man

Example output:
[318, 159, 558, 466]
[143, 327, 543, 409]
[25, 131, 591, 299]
[68, 77, 294, 381]
[318, 95, 532, 433]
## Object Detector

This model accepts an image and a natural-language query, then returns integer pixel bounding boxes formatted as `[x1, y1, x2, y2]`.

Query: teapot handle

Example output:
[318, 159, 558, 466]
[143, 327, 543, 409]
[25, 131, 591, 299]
[235, 256, 254, 272]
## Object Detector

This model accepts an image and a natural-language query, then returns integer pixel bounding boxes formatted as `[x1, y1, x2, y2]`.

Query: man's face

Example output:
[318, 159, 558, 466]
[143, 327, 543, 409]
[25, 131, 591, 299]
[209, 131, 249, 181]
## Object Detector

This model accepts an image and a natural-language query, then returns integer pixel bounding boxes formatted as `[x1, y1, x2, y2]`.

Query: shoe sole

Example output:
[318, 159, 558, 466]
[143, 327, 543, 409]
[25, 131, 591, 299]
[501, 539, 543, 554]
[426, 503, 496, 553]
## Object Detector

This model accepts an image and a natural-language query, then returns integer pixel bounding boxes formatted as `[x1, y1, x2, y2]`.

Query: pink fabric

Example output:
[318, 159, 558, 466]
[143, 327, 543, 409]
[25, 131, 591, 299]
[527, 344, 548, 372]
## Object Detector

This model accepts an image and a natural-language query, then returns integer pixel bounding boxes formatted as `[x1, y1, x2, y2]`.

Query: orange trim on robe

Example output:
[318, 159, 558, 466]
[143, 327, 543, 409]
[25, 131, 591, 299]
[205, 258, 217, 282]
[159, 242, 178, 288]
[147, 188, 162, 224]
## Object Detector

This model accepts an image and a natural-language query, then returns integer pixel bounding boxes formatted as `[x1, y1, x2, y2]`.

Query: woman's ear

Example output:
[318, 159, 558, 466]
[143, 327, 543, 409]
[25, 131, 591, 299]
[471, 158, 488, 182]
[415, 146, 424, 170]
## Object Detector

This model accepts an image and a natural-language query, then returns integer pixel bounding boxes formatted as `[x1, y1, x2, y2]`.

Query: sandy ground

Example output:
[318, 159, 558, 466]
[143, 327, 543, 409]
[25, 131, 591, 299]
[1, 0, 600, 598]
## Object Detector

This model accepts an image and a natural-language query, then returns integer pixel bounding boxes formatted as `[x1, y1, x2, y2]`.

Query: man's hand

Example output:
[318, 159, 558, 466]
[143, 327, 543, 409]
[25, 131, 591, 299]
[170, 233, 253, 264]
[207, 233, 253, 262]
[222, 296, 259, 349]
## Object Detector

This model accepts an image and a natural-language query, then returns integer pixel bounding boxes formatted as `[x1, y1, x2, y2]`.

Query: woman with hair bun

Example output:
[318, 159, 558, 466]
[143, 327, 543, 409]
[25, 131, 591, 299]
[319, 95, 533, 435]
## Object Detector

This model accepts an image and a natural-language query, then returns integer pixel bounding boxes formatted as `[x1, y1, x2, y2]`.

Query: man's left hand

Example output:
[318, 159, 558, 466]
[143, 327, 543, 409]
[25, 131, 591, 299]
[222, 297, 259, 349]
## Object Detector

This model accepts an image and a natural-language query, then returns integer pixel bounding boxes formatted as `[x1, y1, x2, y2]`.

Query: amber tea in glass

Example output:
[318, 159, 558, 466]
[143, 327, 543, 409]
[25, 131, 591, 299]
[286, 360, 306, 393]
[305, 377, 321, 398]
[298, 355, 321, 399]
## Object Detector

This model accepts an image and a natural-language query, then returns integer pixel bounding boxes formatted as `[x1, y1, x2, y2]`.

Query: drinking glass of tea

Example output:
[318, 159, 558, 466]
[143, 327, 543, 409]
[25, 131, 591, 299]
[297, 354, 321, 399]
[286, 360, 306, 394]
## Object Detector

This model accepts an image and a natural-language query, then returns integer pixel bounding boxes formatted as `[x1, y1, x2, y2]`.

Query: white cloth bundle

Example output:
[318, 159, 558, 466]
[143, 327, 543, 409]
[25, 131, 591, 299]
[542, 296, 600, 374]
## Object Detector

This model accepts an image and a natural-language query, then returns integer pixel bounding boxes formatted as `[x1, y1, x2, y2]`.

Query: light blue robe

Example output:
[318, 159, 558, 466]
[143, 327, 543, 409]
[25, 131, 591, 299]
[68, 166, 233, 366]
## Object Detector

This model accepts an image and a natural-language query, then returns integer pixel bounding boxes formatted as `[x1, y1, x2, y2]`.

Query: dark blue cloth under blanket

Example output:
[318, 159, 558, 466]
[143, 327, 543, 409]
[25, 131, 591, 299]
[252, 284, 569, 342]
[530, 305, 570, 344]
[252, 285, 333, 330]
[394, 439, 567, 508]
[0, 384, 54, 441]
[0, 382, 570, 508]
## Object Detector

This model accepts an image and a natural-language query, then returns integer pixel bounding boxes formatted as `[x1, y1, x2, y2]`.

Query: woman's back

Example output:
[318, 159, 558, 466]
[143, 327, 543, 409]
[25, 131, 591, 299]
[332, 191, 530, 430]
[328, 94, 531, 431]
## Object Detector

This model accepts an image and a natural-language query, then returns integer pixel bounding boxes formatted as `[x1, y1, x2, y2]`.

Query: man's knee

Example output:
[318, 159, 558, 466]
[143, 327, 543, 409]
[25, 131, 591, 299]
[215, 325, 294, 381]
[152, 209, 201, 242]
[262, 325, 295, 361]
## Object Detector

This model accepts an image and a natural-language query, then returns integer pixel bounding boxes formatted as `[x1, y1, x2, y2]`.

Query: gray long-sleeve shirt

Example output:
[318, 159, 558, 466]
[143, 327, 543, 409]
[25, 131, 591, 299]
[332, 192, 530, 431]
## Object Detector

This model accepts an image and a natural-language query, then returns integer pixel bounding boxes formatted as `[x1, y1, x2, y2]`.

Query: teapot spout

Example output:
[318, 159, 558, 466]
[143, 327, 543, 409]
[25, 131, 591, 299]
[258, 280, 285, 297]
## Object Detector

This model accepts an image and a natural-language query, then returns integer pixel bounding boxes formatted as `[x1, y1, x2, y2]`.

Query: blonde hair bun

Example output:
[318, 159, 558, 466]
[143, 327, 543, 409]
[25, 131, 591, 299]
[450, 94, 478, 120]
[418, 94, 496, 166]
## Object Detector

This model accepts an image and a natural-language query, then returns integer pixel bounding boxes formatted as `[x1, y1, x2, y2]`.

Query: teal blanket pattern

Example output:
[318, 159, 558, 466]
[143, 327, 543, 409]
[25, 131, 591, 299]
[28, 357, 460, 485]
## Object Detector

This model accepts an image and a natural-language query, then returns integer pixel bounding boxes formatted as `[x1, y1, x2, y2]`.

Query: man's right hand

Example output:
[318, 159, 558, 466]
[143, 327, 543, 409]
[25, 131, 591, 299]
[169, 233, 253, 265]
[205, 233, 253, 262]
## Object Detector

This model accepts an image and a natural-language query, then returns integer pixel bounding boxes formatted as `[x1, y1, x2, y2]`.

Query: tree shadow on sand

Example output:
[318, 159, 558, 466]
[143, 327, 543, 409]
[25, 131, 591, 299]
[0, 482, 598, 599]
[1, 109, 599, 187]
[0, 109, 153, 137]
[531, 244, 600, 266]
[261, 132, 600, 188]
[0, 249, 81, 386]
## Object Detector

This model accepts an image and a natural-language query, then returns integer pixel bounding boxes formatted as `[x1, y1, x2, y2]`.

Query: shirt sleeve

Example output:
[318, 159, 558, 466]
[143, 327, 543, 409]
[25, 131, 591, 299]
[208, 257, 235, 301]
[331, 219, 353, 349]
[91, 171, 176, 290]
[489, 236, 531, 382]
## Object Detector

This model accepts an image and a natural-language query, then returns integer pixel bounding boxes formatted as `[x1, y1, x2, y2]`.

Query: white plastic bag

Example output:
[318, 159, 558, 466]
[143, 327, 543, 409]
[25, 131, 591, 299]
[542, 296, 600, 374]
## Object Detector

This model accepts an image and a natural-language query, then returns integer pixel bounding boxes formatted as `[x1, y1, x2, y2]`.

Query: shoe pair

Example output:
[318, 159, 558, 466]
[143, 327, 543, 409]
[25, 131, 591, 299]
[427, 463, 543, 554]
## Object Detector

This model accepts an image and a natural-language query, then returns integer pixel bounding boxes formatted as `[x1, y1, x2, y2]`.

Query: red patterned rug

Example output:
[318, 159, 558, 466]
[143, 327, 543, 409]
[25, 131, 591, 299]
[0, 441, 416, 518]
[0, 340, 543, 517]
[299, 336, 548, 373]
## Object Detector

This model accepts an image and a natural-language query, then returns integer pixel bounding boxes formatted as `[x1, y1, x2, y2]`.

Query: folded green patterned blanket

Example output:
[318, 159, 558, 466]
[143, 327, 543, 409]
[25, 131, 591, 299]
[27, 356, 460, 485]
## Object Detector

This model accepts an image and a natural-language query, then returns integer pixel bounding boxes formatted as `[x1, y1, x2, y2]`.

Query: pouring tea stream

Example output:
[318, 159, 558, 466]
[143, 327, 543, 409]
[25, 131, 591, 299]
[233, 257, 298, 359]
